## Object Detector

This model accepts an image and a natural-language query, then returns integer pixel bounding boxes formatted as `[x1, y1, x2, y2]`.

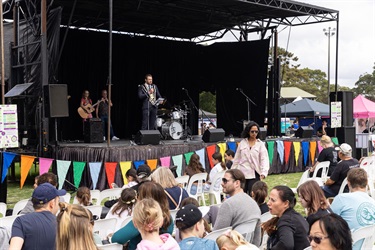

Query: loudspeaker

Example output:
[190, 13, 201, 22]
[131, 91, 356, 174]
[84, 119, 103, 143]
[44, 84, 69, 117]
[202, 128, 225, 143]
[295, 126, 313, 138]
[135, 130, 161, 145]
[330, 91, 353, 127]
[336, 126, 356, 158]
[258, 127, 267, 140]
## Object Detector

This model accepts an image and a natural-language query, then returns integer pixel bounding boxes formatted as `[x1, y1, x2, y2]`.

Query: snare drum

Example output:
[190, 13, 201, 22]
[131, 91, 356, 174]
[156, 118, 164, 128]
[172, 111, 182, 120]
[162, 121, 183, 140]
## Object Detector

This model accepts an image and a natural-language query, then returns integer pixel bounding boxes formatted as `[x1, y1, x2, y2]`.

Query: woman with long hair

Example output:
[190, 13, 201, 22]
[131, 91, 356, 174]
[232, 121, 269, 194]
[56, 202, 98, 250]
[297, 180, 332, 226]
[251, 181, 269, 214]
[309, 135, 338, 177]
[151, 167, 189, 209]
[206, 152, 227, 190]
[111, 181, 174, 250]
[105, 188, 137, 231]
[185, 153, 206, 177]
[76, 186, 92, 206]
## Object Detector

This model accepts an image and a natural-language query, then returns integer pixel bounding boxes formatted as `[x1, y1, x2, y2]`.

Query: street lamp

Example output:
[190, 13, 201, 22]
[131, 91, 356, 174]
[323, 27, 335, 104]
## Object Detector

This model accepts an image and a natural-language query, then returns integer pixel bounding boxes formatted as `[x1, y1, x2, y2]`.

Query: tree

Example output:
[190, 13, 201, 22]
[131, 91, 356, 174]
[352, 63, 375, 101]
[199, 91, 216, 113]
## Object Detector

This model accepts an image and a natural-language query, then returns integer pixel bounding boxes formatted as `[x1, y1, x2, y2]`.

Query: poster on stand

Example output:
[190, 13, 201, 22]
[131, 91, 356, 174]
[0, 105, 19, 148]
[330, 101, 342, 128]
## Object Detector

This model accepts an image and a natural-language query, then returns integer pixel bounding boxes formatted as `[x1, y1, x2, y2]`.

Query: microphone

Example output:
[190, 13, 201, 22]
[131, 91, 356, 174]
[182, 87, 188, 92]
[236, 88, 242, 91]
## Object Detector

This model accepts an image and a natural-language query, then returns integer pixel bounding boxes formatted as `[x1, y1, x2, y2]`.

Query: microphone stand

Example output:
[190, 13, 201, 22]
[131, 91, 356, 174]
[237, 88, 257, 122]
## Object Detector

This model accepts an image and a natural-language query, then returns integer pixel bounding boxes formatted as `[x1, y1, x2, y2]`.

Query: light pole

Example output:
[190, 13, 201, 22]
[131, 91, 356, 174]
[323, 27, 335, 104]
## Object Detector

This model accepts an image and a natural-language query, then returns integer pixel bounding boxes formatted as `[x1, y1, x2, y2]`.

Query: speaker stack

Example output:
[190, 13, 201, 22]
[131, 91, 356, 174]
[84, 119, 103, 143]
[44, 84, 69, 117]
[202, 128, 225, 143]
[135, 130, 161, 145]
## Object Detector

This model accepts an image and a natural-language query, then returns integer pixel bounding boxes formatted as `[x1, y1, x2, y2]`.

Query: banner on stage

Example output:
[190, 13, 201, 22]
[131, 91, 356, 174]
[281, 118, 290, 134]
[0, 105, 19, 148]
[330, 101, 342, 128]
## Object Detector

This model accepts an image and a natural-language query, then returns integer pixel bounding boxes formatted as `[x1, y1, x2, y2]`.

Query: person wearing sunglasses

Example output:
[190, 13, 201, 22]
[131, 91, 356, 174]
[309, 213, 352, 250]
[231, 121, 269, 195]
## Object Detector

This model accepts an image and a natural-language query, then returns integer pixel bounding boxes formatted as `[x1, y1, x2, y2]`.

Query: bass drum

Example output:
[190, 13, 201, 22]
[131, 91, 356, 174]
[162, 121, 183, 140]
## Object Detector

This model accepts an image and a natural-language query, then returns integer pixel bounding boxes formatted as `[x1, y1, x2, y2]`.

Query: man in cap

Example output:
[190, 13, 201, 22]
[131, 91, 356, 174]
[9, 183, 66, 250]
[132, 164, 151, 192]
[321, 143, 359, 198]
[175, 204, 219, 250]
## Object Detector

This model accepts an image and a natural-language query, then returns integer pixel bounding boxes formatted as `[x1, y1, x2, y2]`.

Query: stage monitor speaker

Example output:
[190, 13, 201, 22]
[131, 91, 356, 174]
[336, 126, 356, 158]
[135, 130, 161, 145]
[295, 126, 313, 138]
[259, 127, 267, 140]
[84, 119, 103, 143]
[44, 84, 69, 117]
[202, 128, 225, 143]
[330, 91, 353, 127]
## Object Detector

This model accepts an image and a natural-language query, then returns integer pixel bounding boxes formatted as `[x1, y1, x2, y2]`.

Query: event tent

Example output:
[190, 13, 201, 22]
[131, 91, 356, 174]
[280, 98, 329, 117]
[353, 95, 375, 118]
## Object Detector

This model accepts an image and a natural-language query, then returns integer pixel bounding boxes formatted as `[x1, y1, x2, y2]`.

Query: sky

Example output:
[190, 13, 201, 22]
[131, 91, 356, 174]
[220, 0, 375, 88]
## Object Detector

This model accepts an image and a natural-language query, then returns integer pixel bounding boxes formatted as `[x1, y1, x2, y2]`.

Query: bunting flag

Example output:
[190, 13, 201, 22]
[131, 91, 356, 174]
[331, 137, 339, 145]
[172, 155, 183, 177]
[293, 142, 301, 165]
[310, 141, 317, 165]
[317, 143, 323, 153]
[195, 148, 206, 170]
[120, 161, 132, 185]
[206, 144, 217, 168]
[39, 157, 54, 175]
[217, 143, 226, 157]
[227, 141, 237, 153]
[276, 141, 284, 165]
[105, 162, 117, 188]
[267, 141, 275, 164]
[184, 152, 194, 165]
[302, 141, 310, 166]
[56, 160, 71, 189]
[147, 159, 158, 171]
[134, 161, 145, 170]
[73, 161, 86, 188]
[89, 162, 102, 189]
[1, 152, 17, 183]
[20, 155, 36, 189]
[160, 156, 171, 167]
[284, 141, 292, 165]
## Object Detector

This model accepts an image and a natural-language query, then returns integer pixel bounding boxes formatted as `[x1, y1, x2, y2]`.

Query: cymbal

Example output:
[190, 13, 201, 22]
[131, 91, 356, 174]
[157, 109, 170, 115]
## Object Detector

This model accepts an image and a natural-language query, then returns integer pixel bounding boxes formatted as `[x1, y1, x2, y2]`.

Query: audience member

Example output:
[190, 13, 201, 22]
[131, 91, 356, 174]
[151, 167, 189, 209]
[309, 213, 352, 250]
[216, 229, 258, 250]
[76, 186, 92, 206]
[184, 153, 206, 195]
[251, 181, 269, 214]
[56, 203, 98, 250]
[321, 143, 359, 198]
[133, 198, 179, 250]
[317, 119, 329, 137]
[10, 183, 66, 249]
[309, 135, 338, 177]
[331, 168, 375, 250]
[205, 152, 227, 191]
[133, 164, 152, 192]
[123, 168, 138, 188]
[224, 149, 235, 169]
[176, 204, 219, 250]
[106, 188, 137, 231]
[0, 227, 10, 249]
[33, 175, 39, 189]
[264, 185, 310, 249]
[111, 181, 173, 250]
[232, 121, 269, 194]
[297, 180, 332, 227]
[213, 169, 261, 246]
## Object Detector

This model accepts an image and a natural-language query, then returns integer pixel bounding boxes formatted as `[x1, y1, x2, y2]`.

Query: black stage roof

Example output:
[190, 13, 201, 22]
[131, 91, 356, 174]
[50, 0, 338, 40]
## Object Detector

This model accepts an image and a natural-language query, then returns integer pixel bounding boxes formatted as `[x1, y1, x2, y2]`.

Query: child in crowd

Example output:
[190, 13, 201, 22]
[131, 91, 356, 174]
[133, 198, 179, 250]
[251, 181, 269, 214]
[123, 168, 138, 188]
[76, 186, 92, 206]
[216, 230, 258, 250]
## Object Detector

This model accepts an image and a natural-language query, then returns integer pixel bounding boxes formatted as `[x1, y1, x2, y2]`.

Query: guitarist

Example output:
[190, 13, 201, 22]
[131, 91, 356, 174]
[80, 90, 93, 121]
[138, 74, 163, 130]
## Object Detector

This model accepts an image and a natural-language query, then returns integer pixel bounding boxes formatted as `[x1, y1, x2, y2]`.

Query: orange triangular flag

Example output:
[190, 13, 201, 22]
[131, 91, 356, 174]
[147, 159, 158, 171]
[20, 155, 36, 189]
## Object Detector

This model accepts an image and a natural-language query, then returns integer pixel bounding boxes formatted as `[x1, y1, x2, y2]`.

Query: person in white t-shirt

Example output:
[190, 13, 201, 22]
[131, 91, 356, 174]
[205, 152, 227, 191]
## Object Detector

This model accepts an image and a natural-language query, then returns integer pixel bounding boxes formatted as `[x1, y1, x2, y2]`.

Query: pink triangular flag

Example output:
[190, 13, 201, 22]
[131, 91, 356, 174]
[160, 156, 171, 167]
[39, 157, 54, 175]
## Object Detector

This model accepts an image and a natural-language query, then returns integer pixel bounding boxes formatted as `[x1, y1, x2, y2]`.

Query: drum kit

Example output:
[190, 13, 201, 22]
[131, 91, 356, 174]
[157, 104, 190, 140]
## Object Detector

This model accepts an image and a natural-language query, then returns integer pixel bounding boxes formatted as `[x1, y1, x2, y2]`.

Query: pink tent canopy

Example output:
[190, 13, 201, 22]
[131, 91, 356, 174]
[353, 95, 375, 118]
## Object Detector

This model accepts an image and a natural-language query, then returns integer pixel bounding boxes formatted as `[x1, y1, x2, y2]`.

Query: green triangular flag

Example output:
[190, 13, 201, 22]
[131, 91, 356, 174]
[73, 161, 86, 188]
[267, 141, 275, 164]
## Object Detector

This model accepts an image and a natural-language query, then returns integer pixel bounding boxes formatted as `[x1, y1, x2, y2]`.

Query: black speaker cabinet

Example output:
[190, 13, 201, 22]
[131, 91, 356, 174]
[258, 127, 267, 140]
[295, 126, 313, 138]
[135, 130, 161, 145]
[336, 126, 356, 158]
[84, 119, 103, 143]
[202, 128, 225, 143]
[44, 84, 69, 117]
[330, 91, 353, 127]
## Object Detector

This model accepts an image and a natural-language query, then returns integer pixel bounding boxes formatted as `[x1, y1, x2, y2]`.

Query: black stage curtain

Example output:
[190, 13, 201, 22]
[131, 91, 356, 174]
[58, 29, 269, 140]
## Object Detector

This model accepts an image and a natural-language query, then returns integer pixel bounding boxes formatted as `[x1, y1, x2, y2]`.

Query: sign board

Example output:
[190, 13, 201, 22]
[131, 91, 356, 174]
[0, 105, 19, 148]
[281, 118, 290, 134]
[330, 101, 342, 128]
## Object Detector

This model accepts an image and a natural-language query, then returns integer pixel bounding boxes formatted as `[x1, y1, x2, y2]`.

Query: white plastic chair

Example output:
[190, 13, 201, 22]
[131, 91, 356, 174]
[291, 170, 309, 193]
[90, 190, 101, 205]
[260, 211, 272, 223]
[338, 177, 348, 194]
[352, 224, 375, 249]
[169, 209, 178, 221]
[86, 205, 103, 218]
[97, 188, 123, 205]
[60, 193, 71, 203]
[0, 214, 23, 235]
[204, 171, 225, 205]
[120, 216, 133, 228]
[93, 218, 117, 240]
[311, 161, 330, 179]
[12, 199, 29, 215]
[98, 243, 123, 250]
[198, 206, 210, 217]
[175, 175, 190, 189]
[234, 218, 259, 243]
[203, 226, 232, 240]
[186, 173, 208, 206]
[0, 202, 6, 217]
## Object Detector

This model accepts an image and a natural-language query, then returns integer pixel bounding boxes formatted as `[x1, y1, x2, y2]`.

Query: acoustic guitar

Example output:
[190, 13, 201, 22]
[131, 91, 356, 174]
[77, 100, 102, 119]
